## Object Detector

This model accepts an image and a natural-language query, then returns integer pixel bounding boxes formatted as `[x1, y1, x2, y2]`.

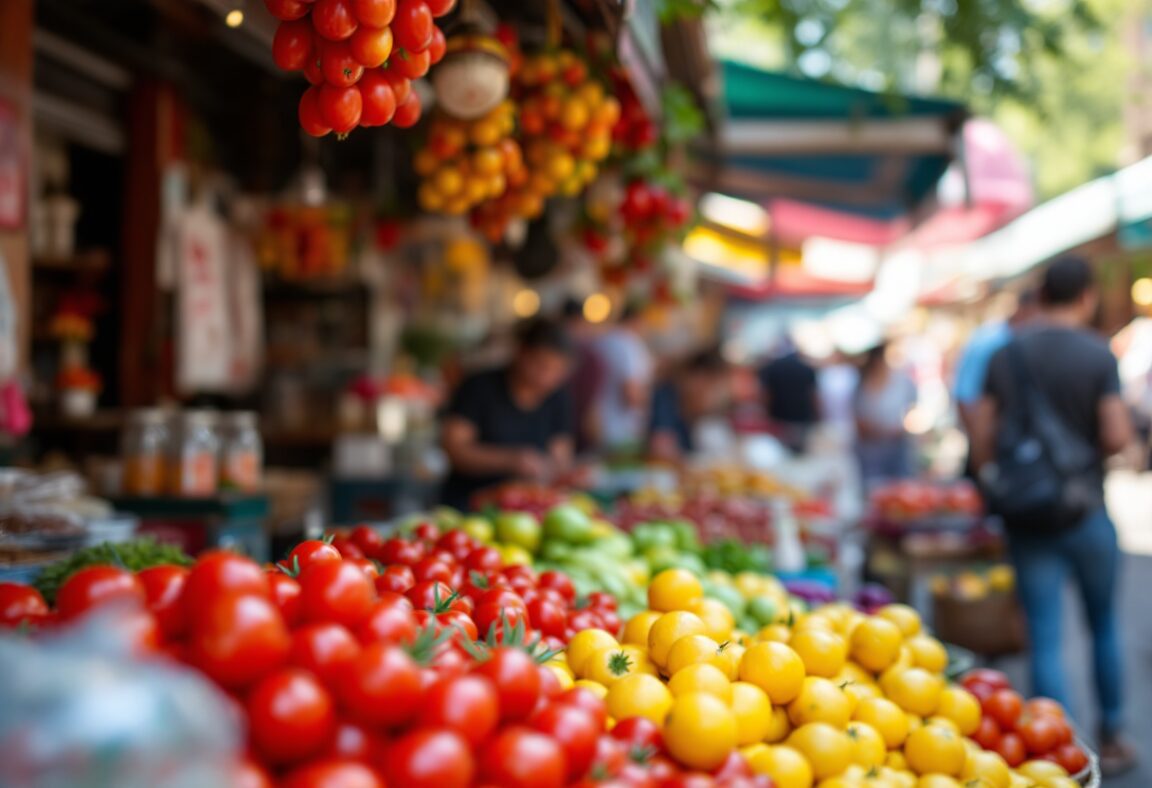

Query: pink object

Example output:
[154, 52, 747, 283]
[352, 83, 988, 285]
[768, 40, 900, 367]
[0, 380, 31, 436]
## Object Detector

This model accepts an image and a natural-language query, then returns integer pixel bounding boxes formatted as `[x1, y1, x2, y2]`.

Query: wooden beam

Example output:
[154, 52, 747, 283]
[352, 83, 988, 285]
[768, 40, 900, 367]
[0, 0, 33, 371]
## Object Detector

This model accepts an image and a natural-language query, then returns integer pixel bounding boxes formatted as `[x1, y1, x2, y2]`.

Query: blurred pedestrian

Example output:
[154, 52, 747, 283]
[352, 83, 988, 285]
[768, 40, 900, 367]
[593, 303, 653, 454]
[971, 256, 1135, 775]
[818, 350, 859, 445]
[854, 342, 917, 483]
[562, 298, 605, 454]
[440, 318, 575, 511]
[759, 333, 820, 453]
[648, 349, 731, 464]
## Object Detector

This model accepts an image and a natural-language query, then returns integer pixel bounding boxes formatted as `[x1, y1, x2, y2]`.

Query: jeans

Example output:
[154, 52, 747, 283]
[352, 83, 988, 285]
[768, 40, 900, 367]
[1007, 507, 1124, 736]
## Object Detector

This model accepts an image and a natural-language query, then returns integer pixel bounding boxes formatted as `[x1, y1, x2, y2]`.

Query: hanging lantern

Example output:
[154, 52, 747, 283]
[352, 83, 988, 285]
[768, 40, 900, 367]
[431, 29, 510, 120]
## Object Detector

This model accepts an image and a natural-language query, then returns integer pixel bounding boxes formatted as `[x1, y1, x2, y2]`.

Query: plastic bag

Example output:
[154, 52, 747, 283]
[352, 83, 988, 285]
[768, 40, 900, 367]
[0, 608, 242, 788]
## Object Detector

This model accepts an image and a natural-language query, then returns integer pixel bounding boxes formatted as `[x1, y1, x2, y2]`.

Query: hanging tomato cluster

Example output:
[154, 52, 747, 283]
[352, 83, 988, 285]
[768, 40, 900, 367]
[413, 102, 525, 216]
[611, 77, 659, 154]
[266, 0, 457, 136]
[619, 179, 694, 251]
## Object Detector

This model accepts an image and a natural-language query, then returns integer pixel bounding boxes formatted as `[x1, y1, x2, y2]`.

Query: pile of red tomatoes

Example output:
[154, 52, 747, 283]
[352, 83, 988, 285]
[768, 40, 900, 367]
[266, 0, 457, 136]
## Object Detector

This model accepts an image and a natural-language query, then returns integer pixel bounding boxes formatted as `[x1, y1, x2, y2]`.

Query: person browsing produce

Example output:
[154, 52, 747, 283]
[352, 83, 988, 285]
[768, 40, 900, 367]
[441, 318, 576, 511]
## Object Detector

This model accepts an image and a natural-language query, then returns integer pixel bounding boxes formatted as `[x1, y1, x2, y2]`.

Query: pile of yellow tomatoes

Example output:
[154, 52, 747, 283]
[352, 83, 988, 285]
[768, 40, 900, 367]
[541, 568, 1084, 788]
[414, 101, 525, 216]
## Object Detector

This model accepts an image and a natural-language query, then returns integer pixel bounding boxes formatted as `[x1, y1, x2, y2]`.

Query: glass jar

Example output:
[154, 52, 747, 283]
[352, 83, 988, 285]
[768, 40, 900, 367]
[121, 409, 169, 496]
[167, 410, 220, 497]
[220, 411, 263, 493]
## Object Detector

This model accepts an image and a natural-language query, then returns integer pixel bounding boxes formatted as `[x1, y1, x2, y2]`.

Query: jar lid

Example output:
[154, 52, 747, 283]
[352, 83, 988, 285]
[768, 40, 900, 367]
[182, 409, 218, 425]
[129, 408, 167, 425]
[224, 411, 258, 427]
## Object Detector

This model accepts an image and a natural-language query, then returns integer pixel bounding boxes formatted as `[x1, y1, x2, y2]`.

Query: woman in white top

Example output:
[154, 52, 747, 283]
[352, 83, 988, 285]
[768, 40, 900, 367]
[854, 343, 917, 484]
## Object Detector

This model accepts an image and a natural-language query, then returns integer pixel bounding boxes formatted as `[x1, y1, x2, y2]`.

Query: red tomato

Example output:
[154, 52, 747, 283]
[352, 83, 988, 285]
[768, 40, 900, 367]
[390, 48, 431, 79]
[391, 0, 433, 52]
[381, 67, 412, 104]
[587, 591, 618, 613]
[351, 0, 396, 27]
[374, 563, 413, 593]
[320, 40, 365, 87]
[474, 647, 541, 721]
[264, 0, 311, 21]
[233, 757, 273, 788]
[118, 607, 161, 655]
[425, 0, 455, 17]
[412, 557, 454, 585]
[590, 734, 628, 776]
[1052, 743, 1089, 775]
[963, 668, 1012, 693]
[566, 608, 602, 635]
[331, 537, 364, 560]
[537, 663, 563, 702]
[503, 564, 538, 586]
[286, 541, 343, 574]
[531, 702, 600, 779]
[436, 530, 476, 558]
[412, 522, 440, 542]
[338, 641, 423, 726]
[664, 774, 718, 788]
[971, 714, 1002, 750]
[299, 560, 376, 628]
[299, 86, 333, 137]
[464, 547, 503, 574]
[436, 609, 478, 641]
[994, 732, 1027, 767]
[136, 565, 189, 638]
[432, 642, 472, 678]
[1024, 698, 1067, 719]
[347, 558, 379, 580]
[984, 689, 1024, 730]
[0, 582, 48, 627]
[183, 550, 268, 616]
[247, 669, 337, 765]
[713, 751, 754, 780]
[381, 728, 475, 788]
[391, 90, 422, 128]
[406, 580, 457, 610]
[268, 572, 303, 626]
[280, 759, 382, 788]
[474, 600, 528, 641]
[538, 570, 576, 603]
[272, 20, 315, 71]
[609, 716, 662, 750]
[1019, 714, 1072, 755]
[965, 680, 996, 704]
[56, 565, 145, 621]
[480, 726, 567, 788]
[321, 720, 384, 762]
[527, 597, 568, 639]
[349, 526, 385, 558]
[311, 0, 359, 41]
[187, 593, 290, 689]
[381, 537, 424, 565]
[417, 674, 499, 746]
[599, 610, 622, 636]
[291, 623, 361, 685]
[358, 599, 418, 644]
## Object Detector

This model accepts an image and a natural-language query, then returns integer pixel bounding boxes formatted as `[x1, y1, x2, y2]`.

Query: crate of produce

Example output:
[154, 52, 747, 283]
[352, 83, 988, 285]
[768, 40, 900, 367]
[931, 566, 1026, 656]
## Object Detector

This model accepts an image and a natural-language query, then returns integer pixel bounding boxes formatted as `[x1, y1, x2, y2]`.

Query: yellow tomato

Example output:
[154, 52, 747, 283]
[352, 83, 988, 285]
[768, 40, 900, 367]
[853, 697, 911, 749]
[622, 611, 661, 646]
[846, 721, 887, 768]
[573, 679, 607, 699]
[470, 119, 502, 147]
[796, 613, 838, 632]
[735, 572, 768, 598]
[566, 629, 619, 678]
[764, 705, 792, 743]
[1034, 778, 1079, 788]
[787, 677, 852, 728]
[903, 724, 967, 777]
[905, 634, 948, 674]
[472, 148, 504, 176]
[1016, 761, 1069, 781]
[850, 617, 905, 673]
[877, 604, 922, 638]
[433, 166, 464, 197]
[915, 777, 961, 788]
[730, 681, 774, 746]
[688, 597, 736, 641]
[648, 611, 708, 668]
[547, 664, 575, 690]
[887, 751, 909, 771]
[924, 716, 959, 734]
[648, 569, 704, 613]
[605, 673, 673, 725]
[668, 663, 733, 702]
[560, 97, 590, 131]
[417, 184, 445, 212]
[740, 642, 806, 705]
[934, 687, 981, 736]
[880, 668, 944, 717]
[790, 628, 848, 678]
[748, 745, 815, 788]
[663, 692, 738, 771]
[757, 624, 793, 643]
[787, 722, 853, 781]
[718, 641, 745, 680]
[413, 149, 439, 176]
[961, 750, 1011, 788]
[665, 634, 726, 675]
[584, 645, 656, 685]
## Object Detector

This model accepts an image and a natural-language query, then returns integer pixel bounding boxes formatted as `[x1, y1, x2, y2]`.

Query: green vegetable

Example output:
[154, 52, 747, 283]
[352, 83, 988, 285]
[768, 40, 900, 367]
[34, 538, 193, 605]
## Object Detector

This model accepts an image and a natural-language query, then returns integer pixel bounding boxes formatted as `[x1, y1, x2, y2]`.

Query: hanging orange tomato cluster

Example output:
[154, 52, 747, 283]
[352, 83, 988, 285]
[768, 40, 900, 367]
[414, 102, 525, 216]
[266, 0, 456, 136]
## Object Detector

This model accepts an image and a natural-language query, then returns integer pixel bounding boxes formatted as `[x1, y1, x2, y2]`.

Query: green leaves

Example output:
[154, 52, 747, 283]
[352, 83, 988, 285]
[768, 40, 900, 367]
[34, 538, 193, 606]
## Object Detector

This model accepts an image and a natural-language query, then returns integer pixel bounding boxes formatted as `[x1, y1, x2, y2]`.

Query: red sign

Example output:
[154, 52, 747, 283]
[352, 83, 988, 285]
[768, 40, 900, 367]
[0, 101, 22, 230]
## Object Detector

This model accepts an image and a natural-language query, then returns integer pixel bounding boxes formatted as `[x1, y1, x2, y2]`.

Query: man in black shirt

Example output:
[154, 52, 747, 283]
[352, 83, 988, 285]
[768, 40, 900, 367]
[441, 318, 575, 510]
[971, 256, 1135, 775]
[760, 341, 819, 452]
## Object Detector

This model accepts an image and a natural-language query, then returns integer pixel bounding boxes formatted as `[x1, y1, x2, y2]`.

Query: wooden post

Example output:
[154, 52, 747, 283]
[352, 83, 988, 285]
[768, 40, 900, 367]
[0, 0, 34, 370]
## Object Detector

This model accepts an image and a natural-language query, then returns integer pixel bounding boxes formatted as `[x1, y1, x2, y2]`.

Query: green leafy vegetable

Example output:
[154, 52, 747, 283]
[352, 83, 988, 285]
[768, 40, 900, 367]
[34, 538, 193, 605]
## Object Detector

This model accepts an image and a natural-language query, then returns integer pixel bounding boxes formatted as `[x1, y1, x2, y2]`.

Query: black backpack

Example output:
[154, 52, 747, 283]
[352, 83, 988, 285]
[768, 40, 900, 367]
[982, 341, 1103, 531]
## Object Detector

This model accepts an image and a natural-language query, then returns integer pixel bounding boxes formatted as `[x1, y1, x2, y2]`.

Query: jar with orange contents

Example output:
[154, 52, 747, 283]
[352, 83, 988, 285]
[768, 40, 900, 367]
[220, 411, 263, 493]
[121, 409, 170, 496]
[168, 410, 220, 497]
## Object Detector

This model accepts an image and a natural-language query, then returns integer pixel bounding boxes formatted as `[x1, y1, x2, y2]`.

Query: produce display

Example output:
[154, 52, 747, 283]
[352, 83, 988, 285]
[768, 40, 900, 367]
[870, 481, 983, 524]
[931, 565, 1015, 601]
[267, 0, 456, 136]
[0, 505, 1094, 788]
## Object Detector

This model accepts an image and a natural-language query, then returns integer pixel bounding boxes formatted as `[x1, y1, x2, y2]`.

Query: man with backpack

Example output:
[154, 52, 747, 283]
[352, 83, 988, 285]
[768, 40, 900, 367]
[970, 255, 1135, 775]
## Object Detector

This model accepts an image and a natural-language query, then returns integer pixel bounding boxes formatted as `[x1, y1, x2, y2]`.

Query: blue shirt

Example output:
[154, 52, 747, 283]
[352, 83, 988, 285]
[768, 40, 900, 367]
[954, 322, 1011, 405]
[649, 383, 693, 453]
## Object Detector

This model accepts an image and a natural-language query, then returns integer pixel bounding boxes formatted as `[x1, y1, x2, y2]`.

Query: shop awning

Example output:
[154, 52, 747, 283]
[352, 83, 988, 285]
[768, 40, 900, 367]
[697, 61, 967, 221]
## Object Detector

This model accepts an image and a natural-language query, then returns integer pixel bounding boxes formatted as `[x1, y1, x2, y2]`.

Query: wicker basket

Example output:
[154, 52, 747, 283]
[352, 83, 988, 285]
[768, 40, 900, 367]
[931, 590, 1027, 657]
[1074, 736, 1101, 788]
